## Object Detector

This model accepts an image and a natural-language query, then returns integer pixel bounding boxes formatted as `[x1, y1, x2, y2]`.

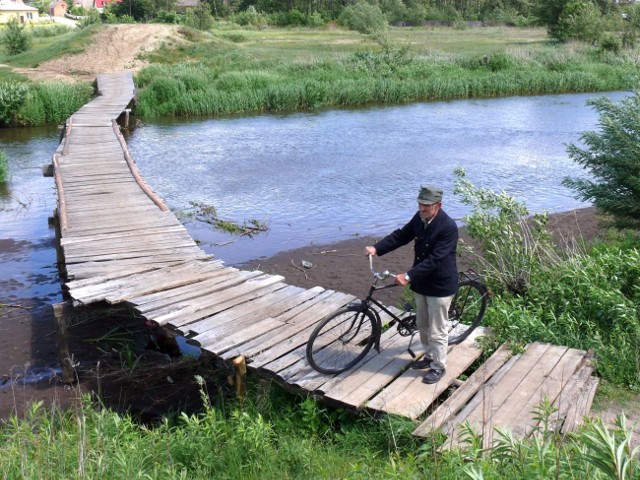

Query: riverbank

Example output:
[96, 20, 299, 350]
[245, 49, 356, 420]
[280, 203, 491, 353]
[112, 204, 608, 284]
[0, 206, 605, 420]
[242, 207, 604, 306]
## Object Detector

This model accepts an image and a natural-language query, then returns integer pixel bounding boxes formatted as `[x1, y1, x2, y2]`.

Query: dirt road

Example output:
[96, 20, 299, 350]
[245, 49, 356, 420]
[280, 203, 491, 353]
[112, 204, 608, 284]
[15, 24, 179, 82]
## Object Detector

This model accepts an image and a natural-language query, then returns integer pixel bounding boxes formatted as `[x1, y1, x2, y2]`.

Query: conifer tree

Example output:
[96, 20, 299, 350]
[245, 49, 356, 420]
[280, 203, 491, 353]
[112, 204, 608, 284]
[564, 92, 640, 229]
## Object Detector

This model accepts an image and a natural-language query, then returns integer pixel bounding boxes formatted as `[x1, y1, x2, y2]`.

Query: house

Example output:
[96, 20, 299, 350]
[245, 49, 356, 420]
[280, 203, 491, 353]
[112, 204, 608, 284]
[49, 0, 67, 17]
[0, 0, 40, 23]
[176, 0, 197, 12]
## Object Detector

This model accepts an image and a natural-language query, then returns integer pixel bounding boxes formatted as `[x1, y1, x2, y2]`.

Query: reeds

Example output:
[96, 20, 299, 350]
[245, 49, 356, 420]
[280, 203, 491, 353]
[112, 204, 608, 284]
[135, 48, 637, 118]
[13, 81, 93, 127]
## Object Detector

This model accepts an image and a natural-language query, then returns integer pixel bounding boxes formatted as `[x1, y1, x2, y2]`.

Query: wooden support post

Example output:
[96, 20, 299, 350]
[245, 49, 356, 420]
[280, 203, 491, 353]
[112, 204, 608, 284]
[232, 355, 247, 398]
[124, 108, 131, 129]
[41, 163, 53, 177]
[481, 384, 494, 449]
[53, 301, 75, 384]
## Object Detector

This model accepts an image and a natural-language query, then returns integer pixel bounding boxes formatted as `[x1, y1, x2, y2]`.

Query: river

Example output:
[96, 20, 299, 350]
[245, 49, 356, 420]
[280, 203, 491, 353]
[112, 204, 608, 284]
[0, 90, 630, 307]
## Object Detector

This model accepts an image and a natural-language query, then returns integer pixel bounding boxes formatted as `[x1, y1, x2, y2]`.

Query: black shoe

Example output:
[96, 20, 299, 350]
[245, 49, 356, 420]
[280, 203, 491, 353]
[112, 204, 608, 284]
[411, 357, 432, 370]
[422, 368, 445, 384]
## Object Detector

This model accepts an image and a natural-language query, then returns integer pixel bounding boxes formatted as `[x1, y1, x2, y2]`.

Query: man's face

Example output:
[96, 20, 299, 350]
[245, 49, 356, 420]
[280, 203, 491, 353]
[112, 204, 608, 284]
[418, 202, 441, 222]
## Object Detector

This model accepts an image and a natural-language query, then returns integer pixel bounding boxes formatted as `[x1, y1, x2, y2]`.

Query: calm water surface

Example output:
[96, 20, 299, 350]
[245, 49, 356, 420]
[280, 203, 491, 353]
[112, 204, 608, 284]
[0, 126, 61, 307]
[128, 91, 630, 265]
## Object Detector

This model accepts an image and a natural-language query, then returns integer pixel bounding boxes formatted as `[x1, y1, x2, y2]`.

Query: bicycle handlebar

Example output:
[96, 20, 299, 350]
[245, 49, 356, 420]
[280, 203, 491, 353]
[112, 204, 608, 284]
[368, 254, 396, 281]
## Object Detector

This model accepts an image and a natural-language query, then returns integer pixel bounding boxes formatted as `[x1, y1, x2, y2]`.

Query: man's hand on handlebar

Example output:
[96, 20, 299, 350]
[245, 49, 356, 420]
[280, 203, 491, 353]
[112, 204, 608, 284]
[364, 246, 377, 257]
[395, 273, 409, 287]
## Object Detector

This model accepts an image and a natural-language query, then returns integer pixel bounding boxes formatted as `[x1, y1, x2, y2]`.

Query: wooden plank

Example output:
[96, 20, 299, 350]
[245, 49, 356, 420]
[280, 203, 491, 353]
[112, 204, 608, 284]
[60, 225, 189, 246]
[286, 308, 404, 393]
[190, 285, 311, 340]
[73, 261, 222, 304]
[65, 263, 177, 290]
[65, 245, 204, 264]
[442, 353, 522, 449]
[130, 268, 241, 312]
[485, 346, 578, 434]
[235, 291, 353, 365]
[453, 342, 551, 430]
[366, 329, 485, 419]
[413, 344, 514, 437]
[139, 270, 265, 317]
[154, 274, 286, 327]
[561, 376, 599, 434]
[166, 279, 289, 329]
[287, 325, 405, 395]
[220, 290, 345, 360]
[547, 364, 593, 433]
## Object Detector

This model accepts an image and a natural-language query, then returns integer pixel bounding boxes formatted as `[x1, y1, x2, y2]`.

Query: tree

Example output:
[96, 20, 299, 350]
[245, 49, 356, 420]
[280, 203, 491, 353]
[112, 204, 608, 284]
[555, 0, 602, 43]
[338, 0, 387, 34]
[563, 92, 640, 230]
[1, 16, 31, 55]
[185, 0, 214, 30]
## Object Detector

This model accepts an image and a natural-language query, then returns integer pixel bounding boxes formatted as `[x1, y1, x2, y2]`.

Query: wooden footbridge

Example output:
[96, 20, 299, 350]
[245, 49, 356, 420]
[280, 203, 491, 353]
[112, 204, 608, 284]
[50, 72, 598, 443]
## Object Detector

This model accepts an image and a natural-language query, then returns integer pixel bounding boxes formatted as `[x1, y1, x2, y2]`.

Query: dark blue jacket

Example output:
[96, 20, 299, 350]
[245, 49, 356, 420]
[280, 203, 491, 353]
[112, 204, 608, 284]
[374, 209, 459, 297]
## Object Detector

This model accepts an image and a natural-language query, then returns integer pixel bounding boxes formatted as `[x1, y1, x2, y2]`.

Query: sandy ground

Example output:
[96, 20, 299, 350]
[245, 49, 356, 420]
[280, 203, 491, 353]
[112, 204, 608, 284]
[13, 23, 180, 82]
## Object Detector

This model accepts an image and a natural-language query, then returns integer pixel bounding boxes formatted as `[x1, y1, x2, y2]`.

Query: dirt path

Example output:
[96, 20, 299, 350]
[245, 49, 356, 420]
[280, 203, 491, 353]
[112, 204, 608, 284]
[14, 24, 179, 83]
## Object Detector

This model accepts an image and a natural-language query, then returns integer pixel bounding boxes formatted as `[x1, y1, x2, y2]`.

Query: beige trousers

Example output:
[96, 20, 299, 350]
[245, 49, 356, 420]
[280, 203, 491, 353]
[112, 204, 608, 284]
[414, 292, 455, 371]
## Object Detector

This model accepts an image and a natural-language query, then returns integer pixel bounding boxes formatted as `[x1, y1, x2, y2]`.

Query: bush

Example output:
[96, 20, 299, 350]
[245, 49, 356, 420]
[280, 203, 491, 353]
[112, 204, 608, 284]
[338, 1, 387, 34]
[453, 167, 555, 296]
[0, 81, 28, 126]
[1, 16, 31, 55]
[184, 1, 214, 31]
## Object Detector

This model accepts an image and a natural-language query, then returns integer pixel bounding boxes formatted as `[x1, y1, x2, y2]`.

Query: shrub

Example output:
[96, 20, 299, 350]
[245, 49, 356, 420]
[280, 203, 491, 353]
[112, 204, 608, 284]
[338, 1, 387, 34]
[0, 81, 28, 126]
[1, 16, 31, 55]
[453, 167, 556, 295]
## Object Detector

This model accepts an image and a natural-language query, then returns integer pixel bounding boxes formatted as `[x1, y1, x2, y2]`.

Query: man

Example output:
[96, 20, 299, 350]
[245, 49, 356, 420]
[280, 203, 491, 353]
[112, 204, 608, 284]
[364, 185, 458, 384]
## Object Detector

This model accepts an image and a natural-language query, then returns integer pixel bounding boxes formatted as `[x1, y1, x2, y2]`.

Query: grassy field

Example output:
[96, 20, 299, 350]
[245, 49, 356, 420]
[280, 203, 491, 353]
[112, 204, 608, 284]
[136, 24, 639, 117]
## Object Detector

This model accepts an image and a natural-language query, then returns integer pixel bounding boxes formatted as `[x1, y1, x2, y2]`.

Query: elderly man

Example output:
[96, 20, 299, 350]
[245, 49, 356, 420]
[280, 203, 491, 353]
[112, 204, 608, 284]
[365, 185, 458, 384]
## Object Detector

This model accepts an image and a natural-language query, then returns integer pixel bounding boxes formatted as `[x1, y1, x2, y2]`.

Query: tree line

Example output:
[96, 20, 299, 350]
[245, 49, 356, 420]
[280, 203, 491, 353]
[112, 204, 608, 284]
[94, 0, 635, 39]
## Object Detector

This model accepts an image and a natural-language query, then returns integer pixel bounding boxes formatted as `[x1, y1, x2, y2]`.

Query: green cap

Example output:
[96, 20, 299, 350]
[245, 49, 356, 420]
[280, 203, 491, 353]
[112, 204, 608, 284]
[417, 186, 443, 205]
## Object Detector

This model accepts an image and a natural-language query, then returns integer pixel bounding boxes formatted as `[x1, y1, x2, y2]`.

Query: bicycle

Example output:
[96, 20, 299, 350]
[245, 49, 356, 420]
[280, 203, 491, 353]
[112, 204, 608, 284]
[306, 255, 490, 374]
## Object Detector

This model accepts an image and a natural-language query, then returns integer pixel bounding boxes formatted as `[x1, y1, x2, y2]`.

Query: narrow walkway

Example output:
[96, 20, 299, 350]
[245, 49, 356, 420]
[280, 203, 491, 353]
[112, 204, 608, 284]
[52, 72, 598, 442]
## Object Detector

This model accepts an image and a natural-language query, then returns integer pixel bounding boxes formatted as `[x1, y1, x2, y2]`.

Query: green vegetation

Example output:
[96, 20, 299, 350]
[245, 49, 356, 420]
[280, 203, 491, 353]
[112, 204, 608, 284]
[0, 150, 8, 183]
[0, 22, 99, 68]
[0, 380, 637, 479]
[564, 90, 640, 230]
[0, 80, 93, 126]
[455, 168, 640, 391]
[0, 17, 31, 55]
[134, 26, 639, 117]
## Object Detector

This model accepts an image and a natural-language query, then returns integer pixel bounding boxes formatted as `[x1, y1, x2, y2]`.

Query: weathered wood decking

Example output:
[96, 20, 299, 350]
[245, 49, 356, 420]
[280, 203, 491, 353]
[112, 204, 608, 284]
[51, 72, 598, 442]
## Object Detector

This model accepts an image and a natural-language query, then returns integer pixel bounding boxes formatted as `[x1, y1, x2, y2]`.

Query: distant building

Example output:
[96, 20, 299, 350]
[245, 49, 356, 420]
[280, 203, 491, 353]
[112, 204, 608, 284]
[0, 0, 40, 23]
[49, 0, 67, 17]
[176, 0, 197, 12]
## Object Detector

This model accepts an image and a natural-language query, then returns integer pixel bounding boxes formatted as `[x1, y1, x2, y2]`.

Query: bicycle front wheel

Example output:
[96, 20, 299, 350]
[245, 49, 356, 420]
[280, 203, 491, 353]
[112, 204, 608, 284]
[447, 280, 489, 345]
[306, 306, 378, 374]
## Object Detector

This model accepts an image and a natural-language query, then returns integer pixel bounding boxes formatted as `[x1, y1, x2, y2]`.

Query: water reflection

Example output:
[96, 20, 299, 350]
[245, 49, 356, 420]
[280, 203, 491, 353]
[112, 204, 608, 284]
[129, 91, 630, 265]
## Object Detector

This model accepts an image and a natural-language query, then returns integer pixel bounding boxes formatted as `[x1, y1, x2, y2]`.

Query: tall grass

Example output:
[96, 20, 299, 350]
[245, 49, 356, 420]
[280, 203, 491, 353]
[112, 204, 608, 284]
[0, 381, 637, 479]
[16, 81, 94, 126]
[455, 173, 640, 391]
[135, 42, 638, 117]
[0, 80, 93, 126]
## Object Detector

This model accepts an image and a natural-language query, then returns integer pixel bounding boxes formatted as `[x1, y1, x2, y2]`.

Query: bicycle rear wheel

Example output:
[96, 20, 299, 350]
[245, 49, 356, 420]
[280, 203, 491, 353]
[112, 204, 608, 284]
[447, 280, 488, 345]
[306, 306, 378, 374]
